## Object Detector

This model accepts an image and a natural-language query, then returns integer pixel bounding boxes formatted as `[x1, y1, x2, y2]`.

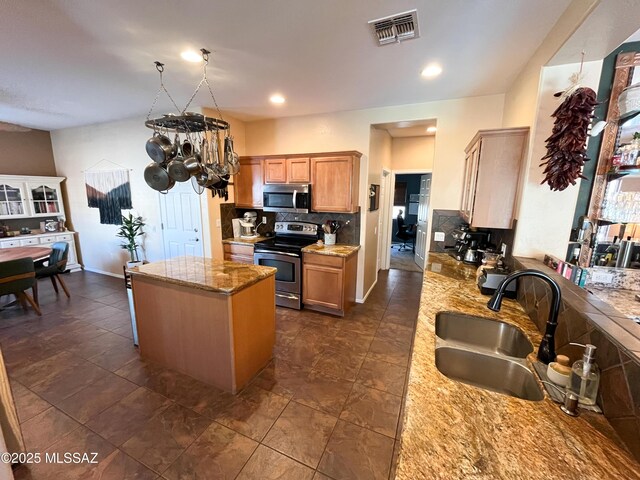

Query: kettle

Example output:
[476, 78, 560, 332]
[463, 248, 478, 264]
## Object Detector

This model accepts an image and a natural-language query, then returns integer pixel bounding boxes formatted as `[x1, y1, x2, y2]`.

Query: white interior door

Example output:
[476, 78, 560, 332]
[414, 174, 431, 269]
[159, 181, 204, 259]
[379, 170, 392, 270]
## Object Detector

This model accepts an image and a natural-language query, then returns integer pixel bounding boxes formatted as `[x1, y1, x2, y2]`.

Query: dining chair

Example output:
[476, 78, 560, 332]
[33, 242, 70, 304]
[0, 258, 41, 316]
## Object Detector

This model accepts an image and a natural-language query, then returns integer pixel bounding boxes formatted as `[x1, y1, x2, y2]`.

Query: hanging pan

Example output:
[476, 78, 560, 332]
[146, 132, 177, 164]
[144, 162, 175, 191]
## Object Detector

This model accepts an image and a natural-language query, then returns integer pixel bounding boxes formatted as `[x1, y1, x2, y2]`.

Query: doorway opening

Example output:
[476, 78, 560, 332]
[372, 118, 436, 273]
[387, 172, 431, 271]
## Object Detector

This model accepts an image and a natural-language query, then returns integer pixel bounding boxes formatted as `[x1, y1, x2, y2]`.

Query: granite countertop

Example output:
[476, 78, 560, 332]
[395, 253, 640, 480]
[588, 286, 640, 321]
[301, 243, 360, 257]
[222, 236, 268, 245]
[128, 256, 276, 294]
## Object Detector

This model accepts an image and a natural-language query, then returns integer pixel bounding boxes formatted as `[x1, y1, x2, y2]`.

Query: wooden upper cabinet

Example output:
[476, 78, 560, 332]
[311, 154, 360, 213]
[235, 158, 263, 208]
[286, 157, 310, 183]
[264, 158, 287, 184]
[264, 157, 310, 184]
[460, 127, 528, 229]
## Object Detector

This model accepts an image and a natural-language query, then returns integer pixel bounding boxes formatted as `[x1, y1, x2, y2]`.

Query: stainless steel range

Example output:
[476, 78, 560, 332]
[254, 221, 319, 309]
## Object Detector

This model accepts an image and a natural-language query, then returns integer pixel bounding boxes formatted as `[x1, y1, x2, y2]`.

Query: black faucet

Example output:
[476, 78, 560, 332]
[487, 269, 562, 364]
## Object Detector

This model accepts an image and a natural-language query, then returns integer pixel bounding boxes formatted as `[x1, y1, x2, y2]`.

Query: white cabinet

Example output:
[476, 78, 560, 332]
[0, 175, 81, 271]
[0, 232, 80, 271]
[27, 182, 63, 216]
[0, 182, 28, 218]
[0, 175, 66, 220]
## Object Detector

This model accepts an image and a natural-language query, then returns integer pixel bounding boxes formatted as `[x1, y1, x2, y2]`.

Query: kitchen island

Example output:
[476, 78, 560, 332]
[128, 256, 276, 394]
[395, 253, 640, 479]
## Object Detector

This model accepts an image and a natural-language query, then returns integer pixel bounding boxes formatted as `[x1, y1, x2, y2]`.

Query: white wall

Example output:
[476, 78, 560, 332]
[511, 60, 602, 259]
[391, 136, 435, 171]
[366, 127, 392, 295]
[245, 94, 505, 297]
[51, 116, 166, 275]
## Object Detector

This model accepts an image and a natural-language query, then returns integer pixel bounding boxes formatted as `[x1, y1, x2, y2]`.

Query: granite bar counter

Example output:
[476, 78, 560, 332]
[395, 253, 640, 479]
[128, 255, 275, 294]
[129, 256, 276, 393]
[300, 243, 360, 257]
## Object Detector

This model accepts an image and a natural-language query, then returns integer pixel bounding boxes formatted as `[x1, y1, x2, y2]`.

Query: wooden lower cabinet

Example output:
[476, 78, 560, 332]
[223, 243, 254, 264]
[302, 251, 357, 316]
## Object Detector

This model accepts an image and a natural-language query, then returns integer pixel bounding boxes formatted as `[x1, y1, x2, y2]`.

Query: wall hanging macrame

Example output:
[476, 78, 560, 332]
[84, 168, 132, 225]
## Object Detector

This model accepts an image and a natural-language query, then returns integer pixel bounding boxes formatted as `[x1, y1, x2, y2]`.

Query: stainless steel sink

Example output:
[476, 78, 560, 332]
[435, 312, 533, 358]
[435, 347, 544, 401]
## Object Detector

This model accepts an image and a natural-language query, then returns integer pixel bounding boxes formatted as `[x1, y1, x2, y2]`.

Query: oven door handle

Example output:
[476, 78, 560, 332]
[254, 249, 300, 257]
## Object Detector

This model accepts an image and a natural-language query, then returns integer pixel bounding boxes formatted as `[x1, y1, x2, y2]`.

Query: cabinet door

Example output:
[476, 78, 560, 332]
[286, 158, 310, 183]
[460, 143, 480, 223]
[264, 158, 287, 184]
[303, 263, 343, 310]
[235, 158, 264, 208]
[472, 133, 526, 229]
[27, 183, 62, 217]
[0, 183, 28, 219]
[310, 156, 355, 212]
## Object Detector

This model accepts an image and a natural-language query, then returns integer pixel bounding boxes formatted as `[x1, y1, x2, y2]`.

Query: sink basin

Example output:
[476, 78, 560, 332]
[435, 312, 533, 358]
[435, 347, 544, 401]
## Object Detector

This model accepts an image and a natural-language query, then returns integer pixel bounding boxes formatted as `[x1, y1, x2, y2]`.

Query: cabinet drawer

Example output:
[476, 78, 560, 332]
[39, 236, 57, 244]
[303, 252, 344, 268]
[19, 238, 39, 246]
[223, 243, 254, 256]
[224, 253, 254, 264]
[0, 240, 20, 248]
[56, 234, 73, 242]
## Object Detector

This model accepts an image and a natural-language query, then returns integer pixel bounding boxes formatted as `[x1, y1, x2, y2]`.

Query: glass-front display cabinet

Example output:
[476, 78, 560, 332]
[579, 50, 640, 268]
[28, 183, 62, 216]
[0, 183, 27, 218]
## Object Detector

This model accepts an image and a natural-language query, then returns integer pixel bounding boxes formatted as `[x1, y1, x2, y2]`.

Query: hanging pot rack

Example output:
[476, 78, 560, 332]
[143, 48, 236, 198]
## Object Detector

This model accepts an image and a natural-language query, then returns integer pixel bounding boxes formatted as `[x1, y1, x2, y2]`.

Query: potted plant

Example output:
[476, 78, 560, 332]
[116, 213, 145, 267]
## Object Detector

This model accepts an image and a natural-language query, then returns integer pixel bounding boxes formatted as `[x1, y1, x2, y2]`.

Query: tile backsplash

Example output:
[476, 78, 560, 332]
[219, 204, 360, 245]
[275, 212, 360, 245]
[515, 256, 640, 461]
[429, 209, 465, 252]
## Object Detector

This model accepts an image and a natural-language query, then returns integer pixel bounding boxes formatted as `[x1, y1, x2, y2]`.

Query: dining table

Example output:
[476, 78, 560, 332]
[0, 246, 52, 263]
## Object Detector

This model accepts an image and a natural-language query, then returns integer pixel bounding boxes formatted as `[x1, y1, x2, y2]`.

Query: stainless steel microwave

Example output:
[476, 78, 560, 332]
[263, 184, 310, 213]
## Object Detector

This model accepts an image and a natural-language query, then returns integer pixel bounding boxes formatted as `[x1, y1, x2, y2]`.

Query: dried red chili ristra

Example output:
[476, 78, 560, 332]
[540, 87, 598, 191]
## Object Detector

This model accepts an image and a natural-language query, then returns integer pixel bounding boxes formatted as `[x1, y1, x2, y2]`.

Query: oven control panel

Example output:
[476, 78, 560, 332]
[274, 222, 318, 236]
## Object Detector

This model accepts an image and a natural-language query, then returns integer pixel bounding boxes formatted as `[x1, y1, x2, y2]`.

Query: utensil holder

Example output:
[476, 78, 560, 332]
[325, 233, 336, 245]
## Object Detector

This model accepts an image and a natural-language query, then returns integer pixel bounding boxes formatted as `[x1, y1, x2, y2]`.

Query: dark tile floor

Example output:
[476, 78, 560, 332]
[1, 268, 422, 480]
[389, 247, 422, 273]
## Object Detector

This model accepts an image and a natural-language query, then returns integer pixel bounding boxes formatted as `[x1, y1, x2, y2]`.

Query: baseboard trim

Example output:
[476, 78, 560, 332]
[83, 267, 124, 279]
[356, 277, 378, 303]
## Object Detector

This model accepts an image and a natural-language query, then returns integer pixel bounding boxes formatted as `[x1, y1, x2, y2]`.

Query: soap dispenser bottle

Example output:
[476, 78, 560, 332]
[566, 343, 600, 406]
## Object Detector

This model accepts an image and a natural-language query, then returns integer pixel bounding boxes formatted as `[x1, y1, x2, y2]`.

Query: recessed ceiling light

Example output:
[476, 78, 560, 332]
[426, 126, 437, 133]
[181, 50, 202, 63]
[421, 64, 442, 78]
[270, 94, 286, 104]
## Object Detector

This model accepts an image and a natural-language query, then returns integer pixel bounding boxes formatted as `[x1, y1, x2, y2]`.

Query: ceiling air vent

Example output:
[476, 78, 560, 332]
[369, 9, 419, 46]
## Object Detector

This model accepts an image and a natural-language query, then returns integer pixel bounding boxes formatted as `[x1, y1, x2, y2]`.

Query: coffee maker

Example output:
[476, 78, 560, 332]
[449, 225, 491, 264]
